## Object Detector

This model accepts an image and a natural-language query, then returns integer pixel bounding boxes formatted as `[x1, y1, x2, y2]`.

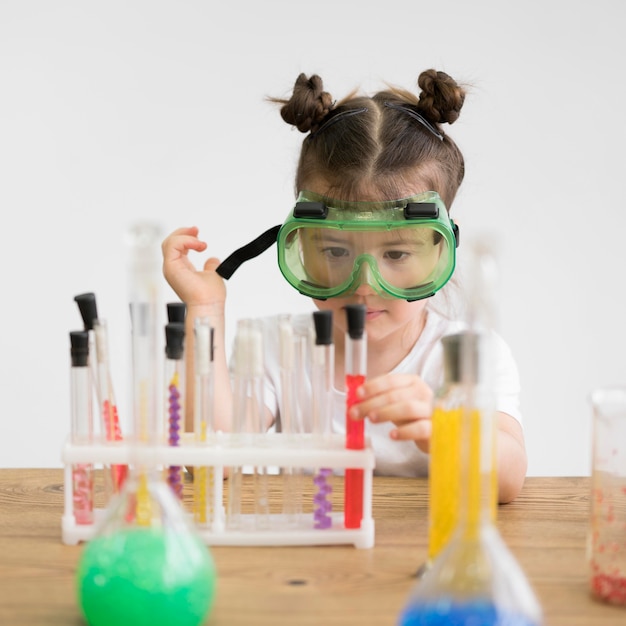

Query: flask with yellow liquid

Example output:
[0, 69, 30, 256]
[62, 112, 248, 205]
[427, 331, 497, 563]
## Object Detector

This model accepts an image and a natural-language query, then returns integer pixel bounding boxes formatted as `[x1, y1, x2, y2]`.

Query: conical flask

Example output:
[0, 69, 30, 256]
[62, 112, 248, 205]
[76, 221, 216, 626]
[398, 241, 542, 626]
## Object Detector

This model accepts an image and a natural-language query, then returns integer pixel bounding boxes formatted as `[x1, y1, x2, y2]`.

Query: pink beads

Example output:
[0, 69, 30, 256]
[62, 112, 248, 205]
[102, 400, 128, 491]
[591, 570, 626, 605]
[103, 400, 123, 441]
[72, 463, 94, 525]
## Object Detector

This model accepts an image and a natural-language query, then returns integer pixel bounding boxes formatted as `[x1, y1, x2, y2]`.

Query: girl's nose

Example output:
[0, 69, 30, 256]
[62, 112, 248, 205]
[354, 281, 376, 296]
[353, 262, 377, 296]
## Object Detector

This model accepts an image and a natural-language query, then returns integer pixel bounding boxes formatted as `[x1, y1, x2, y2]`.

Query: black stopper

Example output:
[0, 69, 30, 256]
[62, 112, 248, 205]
[165, 322, 185, 360]
[441, 332, 479, 384]
[70, 330, 90, 367]
[313, 310, 333, 345]
[345, 304, 366, 340]
[74, 292, 98, 330]
[167, 301, 186, 324]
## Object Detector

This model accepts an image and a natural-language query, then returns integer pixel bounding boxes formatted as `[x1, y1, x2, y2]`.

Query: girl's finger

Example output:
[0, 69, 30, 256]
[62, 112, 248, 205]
[390, 418, 432, 442]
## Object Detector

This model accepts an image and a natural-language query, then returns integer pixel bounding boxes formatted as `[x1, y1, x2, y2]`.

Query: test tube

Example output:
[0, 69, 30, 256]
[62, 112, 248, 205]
[279, 315, 301, 526]
[69, 330, 94, 525]
[93, 319, 128, 493]
[228, 319, 268, 529]
[164, 322, 185, 500]
[312, 310, 334, 529]
[344, 304, 366, 529]
[128, 222, 162, 446]
[250, 321, 269, 528]
[127, 221, 163, 526]
[194, 316, 218, 527]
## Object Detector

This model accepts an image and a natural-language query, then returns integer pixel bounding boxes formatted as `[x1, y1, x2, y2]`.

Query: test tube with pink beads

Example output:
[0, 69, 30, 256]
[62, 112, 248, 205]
[69, 330, 95, 525]
[94, 319, 128, 493]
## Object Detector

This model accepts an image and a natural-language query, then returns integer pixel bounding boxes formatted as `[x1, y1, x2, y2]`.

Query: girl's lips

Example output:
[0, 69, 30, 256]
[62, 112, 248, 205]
[365, 309, 384, 320]
[340, 304, 385, 321]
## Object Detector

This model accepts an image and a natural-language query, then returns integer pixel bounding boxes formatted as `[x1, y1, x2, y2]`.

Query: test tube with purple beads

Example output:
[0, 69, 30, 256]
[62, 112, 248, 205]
[164, 322, 185, 500]
[312, 311, 334, 529]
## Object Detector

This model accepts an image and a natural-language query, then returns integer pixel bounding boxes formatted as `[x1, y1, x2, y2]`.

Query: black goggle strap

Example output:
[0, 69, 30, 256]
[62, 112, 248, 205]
[215, 224, 282, 280]
[215, 202, 326, 280]
[215, 201, 459, 280]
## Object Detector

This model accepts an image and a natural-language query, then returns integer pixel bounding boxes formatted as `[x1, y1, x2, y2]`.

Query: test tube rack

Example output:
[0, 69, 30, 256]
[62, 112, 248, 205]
[61, 431, 376, 549]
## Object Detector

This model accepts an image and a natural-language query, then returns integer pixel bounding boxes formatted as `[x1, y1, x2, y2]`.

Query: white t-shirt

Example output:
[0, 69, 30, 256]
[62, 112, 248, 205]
[235, 307, 522, 478]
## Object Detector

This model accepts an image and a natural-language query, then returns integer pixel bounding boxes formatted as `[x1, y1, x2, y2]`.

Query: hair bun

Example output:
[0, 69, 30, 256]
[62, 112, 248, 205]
[416, 69, 466, 125]
[279, 73, 334, 133]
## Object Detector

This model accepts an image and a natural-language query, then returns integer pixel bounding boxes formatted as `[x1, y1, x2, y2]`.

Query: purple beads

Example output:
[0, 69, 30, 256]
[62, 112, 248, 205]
[167, 382, 183, 499]
[313, 468, 332, 529]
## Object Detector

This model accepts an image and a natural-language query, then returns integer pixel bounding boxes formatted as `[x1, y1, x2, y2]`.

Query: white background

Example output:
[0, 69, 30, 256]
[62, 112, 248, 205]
[1, 1, 624, 475]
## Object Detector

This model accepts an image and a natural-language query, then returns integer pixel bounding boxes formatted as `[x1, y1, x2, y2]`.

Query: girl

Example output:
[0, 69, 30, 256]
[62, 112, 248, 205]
[162, 69, 527, 504]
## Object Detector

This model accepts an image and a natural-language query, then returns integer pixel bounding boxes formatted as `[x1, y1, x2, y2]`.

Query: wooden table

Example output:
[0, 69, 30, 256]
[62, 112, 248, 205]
[0, 470, 624, 625]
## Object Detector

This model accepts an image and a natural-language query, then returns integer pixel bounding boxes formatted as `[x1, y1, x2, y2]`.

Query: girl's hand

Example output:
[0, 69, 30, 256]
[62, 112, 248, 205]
[161, 226, 226, 307]
[348, 373, 434, 453]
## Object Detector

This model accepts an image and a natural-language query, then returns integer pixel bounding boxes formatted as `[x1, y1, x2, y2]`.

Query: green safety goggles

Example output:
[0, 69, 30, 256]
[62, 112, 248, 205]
[216, 190, 459, 302]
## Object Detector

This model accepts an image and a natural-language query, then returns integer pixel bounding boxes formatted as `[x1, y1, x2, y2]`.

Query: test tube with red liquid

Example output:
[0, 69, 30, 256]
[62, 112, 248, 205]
[344, 304, 366, 529]
[75, 293, 127, 493]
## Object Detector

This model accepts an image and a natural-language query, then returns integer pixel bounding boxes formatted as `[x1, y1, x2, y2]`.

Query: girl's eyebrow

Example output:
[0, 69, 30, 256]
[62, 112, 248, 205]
[308, 230, 430, 245]
[308, 232, 351, 243]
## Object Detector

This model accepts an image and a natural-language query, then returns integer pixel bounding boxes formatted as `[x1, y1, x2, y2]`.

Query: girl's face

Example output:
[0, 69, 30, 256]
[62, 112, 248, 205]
[313, 286, 429, 350]
[307, 181, 431, 351]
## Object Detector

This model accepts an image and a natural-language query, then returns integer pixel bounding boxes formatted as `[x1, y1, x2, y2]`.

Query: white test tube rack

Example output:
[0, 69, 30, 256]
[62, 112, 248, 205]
[61, 431, 376, 549]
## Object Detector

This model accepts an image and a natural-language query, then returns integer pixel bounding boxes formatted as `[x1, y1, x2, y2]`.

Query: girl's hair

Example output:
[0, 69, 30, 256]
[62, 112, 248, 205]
[271, 70, 467, 208]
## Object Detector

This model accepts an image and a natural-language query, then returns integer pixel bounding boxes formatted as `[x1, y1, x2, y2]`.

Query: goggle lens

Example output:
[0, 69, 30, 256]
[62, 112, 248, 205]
[277, 191, 457, 301]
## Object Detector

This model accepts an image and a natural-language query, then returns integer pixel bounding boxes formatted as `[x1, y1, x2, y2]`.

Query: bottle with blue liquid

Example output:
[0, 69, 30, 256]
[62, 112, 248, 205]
[398, 242, 543, 626]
